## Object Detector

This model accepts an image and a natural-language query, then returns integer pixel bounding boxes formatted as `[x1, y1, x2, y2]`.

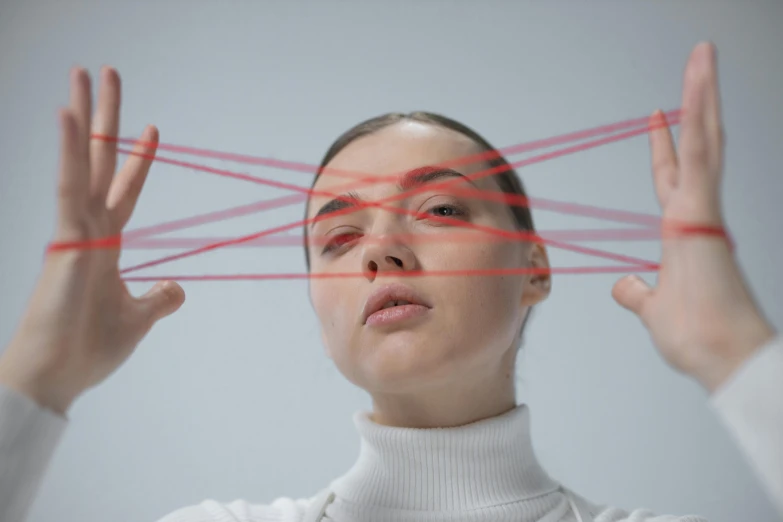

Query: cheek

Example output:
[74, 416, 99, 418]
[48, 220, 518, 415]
[311, 275, 367, 362]
[425, 240, 526, 341]
[425, 232, 522, 272]
[310, 280, 346, 335]
[465, 248, 524, 319]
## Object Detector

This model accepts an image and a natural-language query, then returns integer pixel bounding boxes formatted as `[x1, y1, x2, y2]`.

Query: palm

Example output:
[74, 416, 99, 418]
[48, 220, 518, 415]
[10, 67, 184, 408]
[612, 43, 773, 392]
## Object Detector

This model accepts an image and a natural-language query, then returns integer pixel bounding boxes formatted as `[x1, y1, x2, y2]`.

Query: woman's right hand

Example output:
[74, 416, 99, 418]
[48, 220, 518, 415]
[0, 67, 185, 416]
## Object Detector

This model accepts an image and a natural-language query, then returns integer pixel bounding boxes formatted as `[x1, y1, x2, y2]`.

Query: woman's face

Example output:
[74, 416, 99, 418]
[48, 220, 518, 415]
[307, 121, 550, 395]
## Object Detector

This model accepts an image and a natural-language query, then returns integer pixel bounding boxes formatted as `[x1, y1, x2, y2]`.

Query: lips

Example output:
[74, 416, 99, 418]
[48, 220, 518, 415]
[361, 282, 431, 325]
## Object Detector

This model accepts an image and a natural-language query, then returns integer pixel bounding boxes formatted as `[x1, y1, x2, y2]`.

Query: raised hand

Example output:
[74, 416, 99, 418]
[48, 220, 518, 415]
[612, 42, 776, 393]
[0, 67, 185, 415]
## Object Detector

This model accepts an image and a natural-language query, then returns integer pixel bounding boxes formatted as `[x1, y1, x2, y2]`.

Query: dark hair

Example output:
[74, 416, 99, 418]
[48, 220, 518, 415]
[303, 111, 535, 269]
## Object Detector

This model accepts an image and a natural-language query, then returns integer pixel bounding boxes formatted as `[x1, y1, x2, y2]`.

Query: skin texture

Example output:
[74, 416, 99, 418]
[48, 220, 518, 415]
[305, 42, 776, 427]
[0, 42, 774, 430]
[306, 122, 551, 427]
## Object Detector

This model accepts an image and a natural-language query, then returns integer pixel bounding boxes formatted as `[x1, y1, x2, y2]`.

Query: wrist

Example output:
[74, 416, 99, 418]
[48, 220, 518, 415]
[694, 318, 776, 394]
[0, 346, 79, 416]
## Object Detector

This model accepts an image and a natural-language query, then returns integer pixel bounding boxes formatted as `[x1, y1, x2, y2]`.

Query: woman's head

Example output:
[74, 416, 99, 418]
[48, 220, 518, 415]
[304, 112, 551, 407]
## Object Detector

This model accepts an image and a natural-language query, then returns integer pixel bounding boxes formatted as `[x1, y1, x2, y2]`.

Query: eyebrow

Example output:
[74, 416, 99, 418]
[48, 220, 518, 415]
[310, 167, 478, 228]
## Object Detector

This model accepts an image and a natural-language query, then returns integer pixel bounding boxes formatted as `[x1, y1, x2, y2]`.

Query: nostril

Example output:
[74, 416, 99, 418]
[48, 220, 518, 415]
[367, 260, 378, 272]
[387, 256, 403, 268]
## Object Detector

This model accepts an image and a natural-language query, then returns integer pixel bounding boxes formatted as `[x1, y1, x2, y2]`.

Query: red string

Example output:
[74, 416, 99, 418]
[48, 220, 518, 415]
[104, 109, 683, 187]
[112, 111, 682, 274]
[114, 109, 682, 242]
[121, 264, 661, 283]
[121, 228, 663, 249]
[45, 109, 732, 281]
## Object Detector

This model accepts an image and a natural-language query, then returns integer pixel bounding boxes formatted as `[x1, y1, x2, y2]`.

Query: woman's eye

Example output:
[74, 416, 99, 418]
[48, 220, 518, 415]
[427, 204, 467, 219]
[322, 232, 361, 254]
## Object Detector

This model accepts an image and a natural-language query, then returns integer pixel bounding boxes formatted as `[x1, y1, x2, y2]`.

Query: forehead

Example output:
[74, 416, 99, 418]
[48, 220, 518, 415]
[308, 121, 498, 213]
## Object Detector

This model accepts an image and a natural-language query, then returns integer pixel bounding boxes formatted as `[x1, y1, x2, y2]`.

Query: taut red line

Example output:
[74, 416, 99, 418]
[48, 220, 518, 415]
[113, 113, 682, 274]
[111, 109, 682, 242]
[46, 109, 732, 282]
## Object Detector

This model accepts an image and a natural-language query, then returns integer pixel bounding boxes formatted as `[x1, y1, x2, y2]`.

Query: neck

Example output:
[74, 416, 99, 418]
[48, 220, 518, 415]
[329, 400, 561, 514]
[369, 352, 517, 428]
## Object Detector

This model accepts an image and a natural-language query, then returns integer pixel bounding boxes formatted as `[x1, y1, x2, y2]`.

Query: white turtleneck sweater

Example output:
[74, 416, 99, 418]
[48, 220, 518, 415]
[1, 336, 782, 522]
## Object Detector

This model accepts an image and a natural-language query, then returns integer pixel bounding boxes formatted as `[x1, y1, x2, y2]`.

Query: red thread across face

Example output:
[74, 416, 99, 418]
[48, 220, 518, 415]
[45, 108, 730, 282]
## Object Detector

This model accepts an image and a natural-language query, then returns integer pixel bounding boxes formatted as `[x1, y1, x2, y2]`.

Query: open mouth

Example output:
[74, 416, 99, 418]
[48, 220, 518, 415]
[380, 299, 413, 310]
[362, 283, 432, 325]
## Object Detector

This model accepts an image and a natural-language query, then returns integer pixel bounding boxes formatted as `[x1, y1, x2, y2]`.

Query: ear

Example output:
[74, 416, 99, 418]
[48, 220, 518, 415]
[321, 329, 333, 359]
[521, 242, 551, 307]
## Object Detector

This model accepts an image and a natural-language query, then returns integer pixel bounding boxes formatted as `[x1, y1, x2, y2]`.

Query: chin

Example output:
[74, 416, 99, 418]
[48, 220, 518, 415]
[352, 330, 466, 392]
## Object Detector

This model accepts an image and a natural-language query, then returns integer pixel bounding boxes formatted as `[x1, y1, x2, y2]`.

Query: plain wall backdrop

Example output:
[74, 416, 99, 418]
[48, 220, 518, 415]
[1, 1, 782, 521]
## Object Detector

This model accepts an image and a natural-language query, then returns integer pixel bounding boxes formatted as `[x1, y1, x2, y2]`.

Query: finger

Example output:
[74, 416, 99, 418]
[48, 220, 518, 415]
[69, 68, 92, 170]
[135, 280, 186, 328]
[611, 274, 652, 320]
[701, 43, 724, 174]
[55, 108, 90, 240]
[648, 109, 678, 208]
[90, 67, 121, 202]
[678, 43, 716, 198]
[107, 125, 159, 232]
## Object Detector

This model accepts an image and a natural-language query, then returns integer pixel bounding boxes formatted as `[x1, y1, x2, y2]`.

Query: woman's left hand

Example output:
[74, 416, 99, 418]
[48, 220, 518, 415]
[612, 42, 776, 394]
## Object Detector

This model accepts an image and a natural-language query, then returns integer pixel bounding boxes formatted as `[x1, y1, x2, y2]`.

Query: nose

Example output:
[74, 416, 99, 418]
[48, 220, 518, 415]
[360, 231, 417, 281]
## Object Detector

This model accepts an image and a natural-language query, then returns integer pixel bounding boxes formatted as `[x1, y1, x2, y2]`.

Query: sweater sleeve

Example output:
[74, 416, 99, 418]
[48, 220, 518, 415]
[0, 378, 309, 522]
[0, 383, 68, 522]
[157, 496, 311, 522]
[709, 334, 783, 517]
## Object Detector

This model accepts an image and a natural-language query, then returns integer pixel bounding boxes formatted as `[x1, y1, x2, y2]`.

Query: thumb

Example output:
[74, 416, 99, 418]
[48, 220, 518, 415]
[136, 280, 186, 326]
[612, 274, 652, 318]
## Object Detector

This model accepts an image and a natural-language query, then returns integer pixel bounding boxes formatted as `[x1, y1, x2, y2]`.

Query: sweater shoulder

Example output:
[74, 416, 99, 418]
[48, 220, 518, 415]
[156, 495, 315, 522]
[594, 506, 708, 522]
[157, 493, 711, 522]
[570, 491, 708, 522]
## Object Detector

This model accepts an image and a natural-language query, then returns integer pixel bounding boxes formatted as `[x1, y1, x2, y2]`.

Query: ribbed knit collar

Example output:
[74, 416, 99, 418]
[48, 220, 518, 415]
[329, 403, 560, 512]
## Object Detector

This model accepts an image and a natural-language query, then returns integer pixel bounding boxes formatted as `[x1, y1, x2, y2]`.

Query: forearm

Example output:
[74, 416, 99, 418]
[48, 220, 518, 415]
[710, 335, 783, 517]
[0, 382, 68, 522]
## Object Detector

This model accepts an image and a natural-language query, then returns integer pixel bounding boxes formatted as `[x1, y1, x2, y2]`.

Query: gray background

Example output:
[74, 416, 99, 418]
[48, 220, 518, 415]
[1, 1, 782, 521]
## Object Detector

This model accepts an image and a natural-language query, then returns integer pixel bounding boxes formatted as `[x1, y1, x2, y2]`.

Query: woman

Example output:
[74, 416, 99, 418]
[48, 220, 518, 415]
[0, 42, 780, 522]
